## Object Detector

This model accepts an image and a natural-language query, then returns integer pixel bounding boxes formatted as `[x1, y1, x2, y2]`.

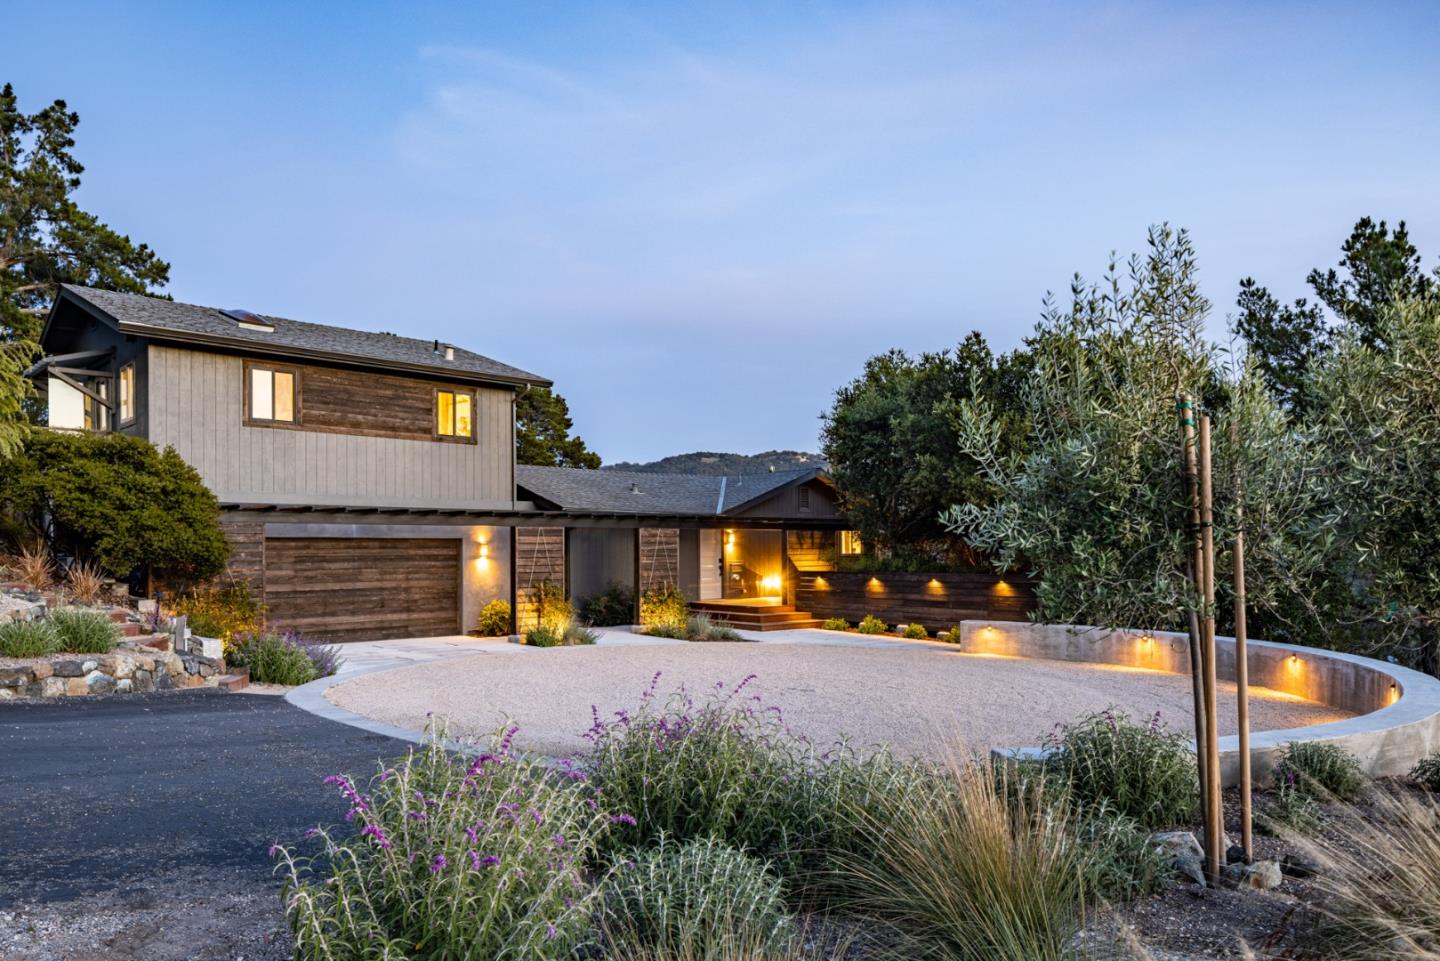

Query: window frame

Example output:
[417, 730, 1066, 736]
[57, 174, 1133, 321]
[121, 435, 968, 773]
[433, 387, 477, 444]
[118, 363, 136, 426]
[242, 360, 303, 428]
[839, 530, 864, 556]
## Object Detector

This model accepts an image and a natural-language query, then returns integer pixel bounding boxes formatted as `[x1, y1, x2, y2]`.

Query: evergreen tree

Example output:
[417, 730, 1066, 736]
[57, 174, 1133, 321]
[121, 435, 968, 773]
[515, 387, 601, 469]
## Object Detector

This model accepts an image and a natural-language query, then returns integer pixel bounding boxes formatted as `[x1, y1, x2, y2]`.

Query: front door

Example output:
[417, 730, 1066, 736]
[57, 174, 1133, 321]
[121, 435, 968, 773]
[698, 529, 723, 600]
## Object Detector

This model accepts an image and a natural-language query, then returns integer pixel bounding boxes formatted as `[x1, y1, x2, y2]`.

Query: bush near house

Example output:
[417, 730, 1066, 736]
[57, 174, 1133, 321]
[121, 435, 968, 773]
[169, 584, 265, 646]
[901, 622, 928, 639]
[639, 584, 689, 635]
[821, 617, 849, 631]
[48, 607, 120, 653]
[531, 580, 573, 633]
[525, 621, 598, 647]
[0, 432, 229, 587]
[475, 598, 512, 637]
[582, 583, 636, 627]
[855, 615, 887, 635]
[228, 630, 342, 686]
[1042, 708, 1197, 830]
[0, 618, 59, 658]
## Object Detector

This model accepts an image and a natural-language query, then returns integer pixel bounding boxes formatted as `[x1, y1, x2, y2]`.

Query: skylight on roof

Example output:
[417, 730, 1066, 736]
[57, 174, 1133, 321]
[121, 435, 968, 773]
[221, 308, 274, 332]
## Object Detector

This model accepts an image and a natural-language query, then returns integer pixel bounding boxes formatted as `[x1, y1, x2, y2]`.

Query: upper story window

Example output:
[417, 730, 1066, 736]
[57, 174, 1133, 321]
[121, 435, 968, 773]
[798, 485, 811, 511]
[435, 389, 474, 442]
[83, 381, 109, 432]
[118, 364, 136, 425]
[247, 363, 298, 424]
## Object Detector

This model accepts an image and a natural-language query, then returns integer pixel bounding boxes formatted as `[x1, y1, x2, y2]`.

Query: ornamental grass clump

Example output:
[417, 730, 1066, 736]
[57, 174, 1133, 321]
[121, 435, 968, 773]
[0, 618, 59, 658]
[65, 560, 107, 605]
[834, 751, 1088, 961]
[1273, 741, 1368, 802]
[1410, 753, 1440, 792]
[599, 836, 798, 960]
[48, 607, 120, 653]
[685, 613, 743, 642]
[1043, 708, 1197, 830]
[275, 726, 618, 961]
[228, 630, 341, 686]
[586, 675, 828, 886]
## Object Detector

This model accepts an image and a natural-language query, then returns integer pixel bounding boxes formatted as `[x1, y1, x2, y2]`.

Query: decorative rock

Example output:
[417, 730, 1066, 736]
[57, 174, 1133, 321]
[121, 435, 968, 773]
[132, 669, 154, 693]
[1227, 844, 1245, 865]
[1152, 831, 1207, 886]
[28, 677, 65, 697]
[0, 667, 33, 687]
[31, 661, 53, 681]
[1243, 860, 1284, 890]
[65, 677, 89, 696]
[116, 678, 133, 693]
[0, 688, 15, 700]
[81, 659, 98, 674]
[1280, 854, 1318, 879]
[85, 671, 116, 694]
[136, 656, 156, 672]
[52, 659, 86, 678]
[156, 672, 174, 691]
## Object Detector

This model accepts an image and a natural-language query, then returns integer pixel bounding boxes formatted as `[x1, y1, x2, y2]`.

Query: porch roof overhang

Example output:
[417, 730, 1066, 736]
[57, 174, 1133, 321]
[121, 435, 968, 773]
[220, 502, 848, 531]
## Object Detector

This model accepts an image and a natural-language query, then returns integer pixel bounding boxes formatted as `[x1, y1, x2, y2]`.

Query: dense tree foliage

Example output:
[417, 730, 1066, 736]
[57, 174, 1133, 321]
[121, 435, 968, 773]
[515, 387, 601, 469]
[1234, 217, 1436, 411]
[1309, 296, 1440, 671]
[1, 82, 170, 456]
[821, 332, 1028, 563]
[0, 432, 228, 584]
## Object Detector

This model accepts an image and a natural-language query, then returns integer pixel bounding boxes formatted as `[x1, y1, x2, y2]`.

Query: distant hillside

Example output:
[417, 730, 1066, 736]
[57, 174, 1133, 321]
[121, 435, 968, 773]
[604, 450, 828, 476]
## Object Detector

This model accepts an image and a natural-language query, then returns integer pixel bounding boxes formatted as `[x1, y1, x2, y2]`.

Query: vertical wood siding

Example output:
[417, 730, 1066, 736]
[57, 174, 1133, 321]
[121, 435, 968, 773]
[148, 346, 514, 507]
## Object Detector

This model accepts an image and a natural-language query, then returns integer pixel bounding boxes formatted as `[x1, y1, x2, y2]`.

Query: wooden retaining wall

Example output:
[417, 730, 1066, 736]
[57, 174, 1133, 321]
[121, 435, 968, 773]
[795, 570, 1036, 629]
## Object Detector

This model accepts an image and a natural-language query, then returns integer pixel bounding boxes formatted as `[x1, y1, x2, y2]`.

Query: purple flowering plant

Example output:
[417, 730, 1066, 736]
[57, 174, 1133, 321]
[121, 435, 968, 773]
[273, 720, 618, 959]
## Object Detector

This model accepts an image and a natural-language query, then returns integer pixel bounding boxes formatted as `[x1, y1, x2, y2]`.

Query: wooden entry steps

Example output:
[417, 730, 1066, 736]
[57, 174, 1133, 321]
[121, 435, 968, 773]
[688, 600, 822, 632]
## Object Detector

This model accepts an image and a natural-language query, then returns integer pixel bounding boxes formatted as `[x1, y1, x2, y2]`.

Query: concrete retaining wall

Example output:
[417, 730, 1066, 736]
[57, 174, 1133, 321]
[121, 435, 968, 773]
[964, 620, 1440, 785]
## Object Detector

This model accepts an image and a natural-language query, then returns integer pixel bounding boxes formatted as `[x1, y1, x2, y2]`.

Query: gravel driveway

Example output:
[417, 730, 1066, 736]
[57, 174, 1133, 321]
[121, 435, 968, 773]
[0, 689, 407, 960]
[325, 639, 1352, 759]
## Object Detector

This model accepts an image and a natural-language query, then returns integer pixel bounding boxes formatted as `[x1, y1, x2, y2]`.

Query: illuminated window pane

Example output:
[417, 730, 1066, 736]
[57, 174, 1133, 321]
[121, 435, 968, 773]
[437, 391, 455, 436]
[839, 530, 863, 555]
[454, 393, 472, 438]
[119, 365, 135, 422]
[273, 371, 295, 422]
[250, 368, 273, 420]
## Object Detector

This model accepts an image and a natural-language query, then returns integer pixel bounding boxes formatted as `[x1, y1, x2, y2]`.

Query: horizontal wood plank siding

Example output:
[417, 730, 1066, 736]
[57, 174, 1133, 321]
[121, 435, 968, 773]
[148, 345, 513, 507]
[219, 517, 266, 591]
[264, 537, 460, 642]
[795, 571, 1036, 630]
[514, 527, 565, 632]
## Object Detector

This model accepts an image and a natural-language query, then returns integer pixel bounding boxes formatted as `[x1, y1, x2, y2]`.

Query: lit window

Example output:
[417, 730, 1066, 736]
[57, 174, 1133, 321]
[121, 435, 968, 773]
[436, 389, 473, 439]
[839, 531, 863, 555]
[119, 364, 135, 424]
[83, 382, 109, 432]
[249, 365, 297, 423]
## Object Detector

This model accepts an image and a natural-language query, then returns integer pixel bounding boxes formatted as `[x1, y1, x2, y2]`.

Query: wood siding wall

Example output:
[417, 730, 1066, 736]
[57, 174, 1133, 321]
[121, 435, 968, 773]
[260, 361, 470, 442]
[147, 345, 514, 508]
[220, 517, 266, 591]
[514, 527, 565, 632]
[639, 528, 680, 592]
[731, 479, 841, 519]
[795, 571, 1036, 630]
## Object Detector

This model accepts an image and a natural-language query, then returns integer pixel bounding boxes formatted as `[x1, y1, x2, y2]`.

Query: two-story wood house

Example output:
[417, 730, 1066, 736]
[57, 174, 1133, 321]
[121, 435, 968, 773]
[31, 285, 852, 641]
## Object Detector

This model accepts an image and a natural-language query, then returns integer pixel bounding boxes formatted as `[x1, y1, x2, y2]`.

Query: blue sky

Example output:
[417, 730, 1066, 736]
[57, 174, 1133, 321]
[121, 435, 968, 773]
[9, 2, 1439, 461]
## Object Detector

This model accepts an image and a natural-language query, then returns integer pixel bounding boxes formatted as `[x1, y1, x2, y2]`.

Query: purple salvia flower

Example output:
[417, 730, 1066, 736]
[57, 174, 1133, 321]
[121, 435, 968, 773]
[430, 854, 447, 873]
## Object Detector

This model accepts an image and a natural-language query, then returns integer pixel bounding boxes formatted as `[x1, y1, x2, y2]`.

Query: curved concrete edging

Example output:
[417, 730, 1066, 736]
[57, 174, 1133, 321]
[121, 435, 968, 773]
[965, 620, 1440, 785]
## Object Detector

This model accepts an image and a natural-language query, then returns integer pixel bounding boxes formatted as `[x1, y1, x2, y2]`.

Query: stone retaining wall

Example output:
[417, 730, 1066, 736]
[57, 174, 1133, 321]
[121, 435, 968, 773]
[0, 647, 224, 699]
[967, 620, 1440, 785]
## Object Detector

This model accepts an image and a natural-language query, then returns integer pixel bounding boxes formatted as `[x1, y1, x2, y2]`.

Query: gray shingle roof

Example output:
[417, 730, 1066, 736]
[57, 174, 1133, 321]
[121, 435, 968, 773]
[516, 465, 821, 516]
[54, 285, 549, 387]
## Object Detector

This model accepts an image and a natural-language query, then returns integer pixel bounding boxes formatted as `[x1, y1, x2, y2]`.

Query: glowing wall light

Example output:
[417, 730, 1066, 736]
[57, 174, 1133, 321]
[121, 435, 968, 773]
[760, 574, 782, 594]
[866, 577, 884, 592]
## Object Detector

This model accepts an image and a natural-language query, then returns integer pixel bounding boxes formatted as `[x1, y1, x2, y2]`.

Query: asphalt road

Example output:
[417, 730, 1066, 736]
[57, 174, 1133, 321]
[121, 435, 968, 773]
[0, 689, 407, 907]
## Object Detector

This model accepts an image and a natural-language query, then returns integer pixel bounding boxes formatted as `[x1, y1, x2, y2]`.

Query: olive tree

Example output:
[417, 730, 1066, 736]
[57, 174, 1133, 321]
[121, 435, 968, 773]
[942, 226, 1331, 635]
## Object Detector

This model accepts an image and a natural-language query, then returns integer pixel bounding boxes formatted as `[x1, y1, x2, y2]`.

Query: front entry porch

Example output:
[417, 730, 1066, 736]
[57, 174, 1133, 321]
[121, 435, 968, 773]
[688, 597, 821, 631]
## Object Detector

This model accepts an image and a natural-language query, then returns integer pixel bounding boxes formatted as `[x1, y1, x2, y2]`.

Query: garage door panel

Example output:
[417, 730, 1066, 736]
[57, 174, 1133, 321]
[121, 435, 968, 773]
[264, 537, 461, 643]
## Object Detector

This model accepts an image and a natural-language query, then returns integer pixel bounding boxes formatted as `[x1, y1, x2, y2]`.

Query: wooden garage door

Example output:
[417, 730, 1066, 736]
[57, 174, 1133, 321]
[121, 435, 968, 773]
[264, 538, 461, 643]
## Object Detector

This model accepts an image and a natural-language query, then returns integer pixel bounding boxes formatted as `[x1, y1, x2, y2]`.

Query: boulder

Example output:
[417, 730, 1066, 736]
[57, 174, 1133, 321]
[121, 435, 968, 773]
[1152, 831, 1207, 887]
[1244, 860, 1284, 891]
[116, 678, 133, 693]
[85, 671, 116, 695]
[81, 659, 98, 674]
[27, 677, 65, 698]
[30, 661, 53, 681]
[0, 688, 15, 700]
[65, 677, 89, 696]
[136, 656, 156, 672]
[0, 667, 33, 688]
[52, 659, 86, 678]
[132, 669, 154, 693]
[1280, 854, 1318, 879]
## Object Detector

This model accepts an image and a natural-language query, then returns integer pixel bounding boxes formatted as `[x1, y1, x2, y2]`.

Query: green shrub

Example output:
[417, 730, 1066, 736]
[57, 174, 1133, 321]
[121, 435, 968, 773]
[901, 622, 928, 640]
[821, 617, 849, 631]
[275, 727, 612, 960]
[531, 580, 573, 633]
[1072, 801, 1166, 901]
[640, 584, 689, 634]
[685, 613, 743, 642]
[1410, 753, 1440, 792]
[855, 615, 887, 635]
[228, 631, 321, 686]
[588, 678, 830, 886]
[599, 837, 796, 959]
[0, 431, 230, 585]
[1274, 741, 1368, 802]
[526, 624, 561, 647]
[645, 623, 688, 640]
[1043, 709, 1197, 830]
[48, 607, 119, 653]
[527, 621, 598, 647]
[171, 584, 265, 646]
[475, 598, 512, 636]
[582, 583, 636, 627]
[0, 618, 59, 658]
[940, 624, 962, 644]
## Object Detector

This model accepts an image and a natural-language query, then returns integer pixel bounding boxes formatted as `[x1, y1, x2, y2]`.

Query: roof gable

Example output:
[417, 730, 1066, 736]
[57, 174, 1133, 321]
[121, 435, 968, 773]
[516, 465, 830, 518]
[49, 285, 550, 388]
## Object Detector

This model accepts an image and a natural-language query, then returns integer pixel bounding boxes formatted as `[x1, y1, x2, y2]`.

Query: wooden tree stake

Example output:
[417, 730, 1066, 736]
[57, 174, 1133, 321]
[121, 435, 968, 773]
[1198, 413, 1224, 882]
[1231, 420, 1254, 864]
[1177, 394, 1213, 853]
